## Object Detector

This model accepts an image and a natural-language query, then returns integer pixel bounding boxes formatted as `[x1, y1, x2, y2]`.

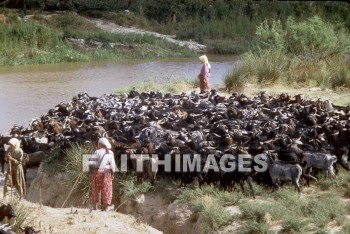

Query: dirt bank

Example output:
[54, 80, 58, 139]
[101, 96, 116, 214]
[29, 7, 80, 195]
[1, 169, 162, 234]
[24, 168, 248, 234]
[25, 168, 203, 233]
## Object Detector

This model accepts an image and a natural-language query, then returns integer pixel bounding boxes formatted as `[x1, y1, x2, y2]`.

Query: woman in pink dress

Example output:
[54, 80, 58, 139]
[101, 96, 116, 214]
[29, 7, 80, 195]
[198, 55, 211, 93]
[90, 138, 116, 211]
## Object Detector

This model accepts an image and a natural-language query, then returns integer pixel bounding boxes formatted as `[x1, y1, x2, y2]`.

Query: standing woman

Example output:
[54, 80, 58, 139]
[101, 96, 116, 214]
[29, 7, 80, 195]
[4, 138, 26, 199]
[198, 55, 211, 93]
[91, 138, 116, 211]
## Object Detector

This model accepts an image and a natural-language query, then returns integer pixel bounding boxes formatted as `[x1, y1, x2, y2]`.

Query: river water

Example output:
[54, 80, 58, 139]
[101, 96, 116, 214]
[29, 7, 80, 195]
[0, 55, 238, 134]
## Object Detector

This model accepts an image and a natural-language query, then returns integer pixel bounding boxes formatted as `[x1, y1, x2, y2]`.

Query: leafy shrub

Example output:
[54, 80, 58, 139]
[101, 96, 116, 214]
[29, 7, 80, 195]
[255, 16, 350, 59]
[177, 185, 240, 233]
[117, 175, 153, 199]
[241, 221, 270, 234]
[256, 19, 286, 52]
[341, 223, 350, 234]
[40, 147, 65, 174]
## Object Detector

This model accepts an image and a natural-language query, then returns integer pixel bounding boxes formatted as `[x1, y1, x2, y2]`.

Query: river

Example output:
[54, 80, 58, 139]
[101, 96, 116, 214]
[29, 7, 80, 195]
[0, 55, 238, 134]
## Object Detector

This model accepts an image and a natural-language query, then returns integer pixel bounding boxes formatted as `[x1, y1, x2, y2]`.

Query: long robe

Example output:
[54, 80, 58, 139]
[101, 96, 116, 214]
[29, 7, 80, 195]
[198, 63, 210, 92]
[4, 148, 26, 198]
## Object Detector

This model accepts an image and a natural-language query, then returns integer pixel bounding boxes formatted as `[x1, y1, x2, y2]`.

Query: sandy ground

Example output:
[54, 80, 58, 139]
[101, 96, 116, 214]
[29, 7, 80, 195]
[0, 168, 162, 234]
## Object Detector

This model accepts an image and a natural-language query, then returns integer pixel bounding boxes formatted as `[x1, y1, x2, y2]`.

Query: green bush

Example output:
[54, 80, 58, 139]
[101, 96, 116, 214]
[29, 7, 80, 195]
[241, 221, 270, 234]
[256, 19, 286, 52]
[308, 196, 346, 227]
[255, 16, 350, 59]
[40, 147, 65, 174]
[238, 187, 346, 233]
[117, 175, 153, 199]
[176, 185, 240, 233]
[282, 216, 308, 233]
[341, 223, 350, 234]
[239, 201, 268, 223]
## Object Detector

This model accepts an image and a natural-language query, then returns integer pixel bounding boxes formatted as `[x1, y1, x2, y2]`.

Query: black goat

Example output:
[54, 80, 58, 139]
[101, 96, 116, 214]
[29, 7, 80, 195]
[22, 151, 46, 180]
[220, 154, 256, 199]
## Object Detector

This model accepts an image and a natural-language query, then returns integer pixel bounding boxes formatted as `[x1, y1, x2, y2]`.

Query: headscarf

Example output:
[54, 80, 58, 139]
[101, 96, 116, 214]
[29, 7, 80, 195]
[199, 55, 208, 64]
[98, 138, 111, 150]
[199, 55, 211, 71]
[8, 138, 20, 150]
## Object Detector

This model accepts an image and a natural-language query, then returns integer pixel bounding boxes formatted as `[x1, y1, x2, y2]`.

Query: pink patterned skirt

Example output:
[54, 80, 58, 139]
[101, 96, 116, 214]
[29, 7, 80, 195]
[91, 169, 113, 206]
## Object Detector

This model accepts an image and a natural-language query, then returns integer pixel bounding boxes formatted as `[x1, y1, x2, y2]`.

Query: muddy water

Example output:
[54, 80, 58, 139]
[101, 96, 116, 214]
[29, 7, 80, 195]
[0, 55, 238, 134]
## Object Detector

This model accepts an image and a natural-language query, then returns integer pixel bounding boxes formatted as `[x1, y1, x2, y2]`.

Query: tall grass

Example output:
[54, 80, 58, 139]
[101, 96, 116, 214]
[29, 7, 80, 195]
[224, 15, 350, 92]
[224, 62, 252, 93]
[61, 143, 96, 205]
[224, 50, 289, 91]
[1, 199, 33, 233]
[224, 51, 350, 92]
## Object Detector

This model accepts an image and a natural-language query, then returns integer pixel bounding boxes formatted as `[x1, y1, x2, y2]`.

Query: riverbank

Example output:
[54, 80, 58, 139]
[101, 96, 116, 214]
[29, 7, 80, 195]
[114, 78, 350, 107]
[0, 10, 198, 66]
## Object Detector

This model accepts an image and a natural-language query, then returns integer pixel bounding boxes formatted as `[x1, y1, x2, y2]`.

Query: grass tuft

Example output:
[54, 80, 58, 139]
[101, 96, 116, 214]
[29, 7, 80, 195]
[177, 185, 239, 233]
[241, 221, 270, 234]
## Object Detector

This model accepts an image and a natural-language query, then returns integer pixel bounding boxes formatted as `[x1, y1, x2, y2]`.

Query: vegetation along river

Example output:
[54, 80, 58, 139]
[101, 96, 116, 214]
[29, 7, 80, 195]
[0, 55, 238, 134]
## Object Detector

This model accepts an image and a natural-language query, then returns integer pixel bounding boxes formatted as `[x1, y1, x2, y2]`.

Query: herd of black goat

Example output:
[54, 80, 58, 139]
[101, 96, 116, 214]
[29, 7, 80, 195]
[1, 89, 350, 232]
[1, 89, 350, 201]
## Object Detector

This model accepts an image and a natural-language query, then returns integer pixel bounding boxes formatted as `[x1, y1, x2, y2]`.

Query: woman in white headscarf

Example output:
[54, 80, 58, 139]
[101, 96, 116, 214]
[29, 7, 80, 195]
[4, 138, 26, 199]
[198, 55, 211, 93]
[90, 138, 116, 211]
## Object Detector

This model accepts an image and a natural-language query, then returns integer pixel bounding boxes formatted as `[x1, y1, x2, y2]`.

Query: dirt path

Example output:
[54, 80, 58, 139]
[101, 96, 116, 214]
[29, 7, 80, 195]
[88, 18, 206, 53]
